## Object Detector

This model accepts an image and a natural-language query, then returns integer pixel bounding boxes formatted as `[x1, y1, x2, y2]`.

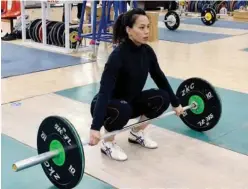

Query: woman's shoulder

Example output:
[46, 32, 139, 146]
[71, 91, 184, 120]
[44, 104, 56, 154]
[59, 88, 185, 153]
[143, 43, 155, 54]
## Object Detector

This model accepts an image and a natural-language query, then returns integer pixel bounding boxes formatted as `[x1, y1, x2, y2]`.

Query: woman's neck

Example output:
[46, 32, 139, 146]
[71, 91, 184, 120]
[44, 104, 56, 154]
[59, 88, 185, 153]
[128, 37, 142, 46]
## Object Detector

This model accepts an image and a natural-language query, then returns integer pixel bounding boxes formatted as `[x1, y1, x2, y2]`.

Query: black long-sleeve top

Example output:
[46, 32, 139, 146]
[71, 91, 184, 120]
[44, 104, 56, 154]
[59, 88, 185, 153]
[91, 39, 180, 131]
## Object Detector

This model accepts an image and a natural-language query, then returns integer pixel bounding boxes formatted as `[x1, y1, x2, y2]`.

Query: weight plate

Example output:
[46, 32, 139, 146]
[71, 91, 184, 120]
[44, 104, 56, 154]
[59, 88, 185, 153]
[50, 22, 62, 46]
[35, 20, 42, 42]
[33, 20, 42, 42]
[69, 27, 78, 49]
[176, 77, 222, 132]
[164, 11, 180, 31]
[46, 21, 57, 45]
[39, 20, 50, 42]
[201, 7, 216, 26]
[29, 19, 41, 41]
[195, 0, 199, 12]
[37, 116, 85, 189]
[62, 30, 65, 47]
[54, 22, 62, 46]
[57, 23, 65, 47]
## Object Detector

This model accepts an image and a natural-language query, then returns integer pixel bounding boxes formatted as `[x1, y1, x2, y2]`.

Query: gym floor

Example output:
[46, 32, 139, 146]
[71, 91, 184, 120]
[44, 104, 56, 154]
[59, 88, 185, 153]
[2, 5, 248, 189]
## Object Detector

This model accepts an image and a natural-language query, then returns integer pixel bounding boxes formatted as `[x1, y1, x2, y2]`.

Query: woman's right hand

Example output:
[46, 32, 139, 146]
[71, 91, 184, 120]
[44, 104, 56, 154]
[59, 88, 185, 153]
[89, 129, 101, 146]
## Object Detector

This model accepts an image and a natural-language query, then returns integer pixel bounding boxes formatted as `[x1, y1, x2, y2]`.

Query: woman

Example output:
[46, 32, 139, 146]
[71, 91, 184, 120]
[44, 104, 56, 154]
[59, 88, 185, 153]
[89, 8, 184, 161]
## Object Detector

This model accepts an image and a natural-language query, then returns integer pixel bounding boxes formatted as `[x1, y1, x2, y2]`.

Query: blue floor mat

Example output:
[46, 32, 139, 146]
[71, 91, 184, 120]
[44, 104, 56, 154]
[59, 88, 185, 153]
[1, 42, 91, 78]
[158, 27, 232, 44]
[180, 18, 248, 30]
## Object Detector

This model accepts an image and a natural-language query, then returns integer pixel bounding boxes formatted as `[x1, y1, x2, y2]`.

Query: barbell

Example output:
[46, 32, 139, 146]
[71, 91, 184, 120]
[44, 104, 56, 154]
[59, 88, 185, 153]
[12, 77, 222, 189]
[164, 7, 228, 30]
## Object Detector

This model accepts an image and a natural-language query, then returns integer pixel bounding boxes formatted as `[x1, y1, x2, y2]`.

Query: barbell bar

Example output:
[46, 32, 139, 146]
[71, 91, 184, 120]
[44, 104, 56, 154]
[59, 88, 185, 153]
[12, 77, 222, 189]
[163, 7, 228, 30]
[12, 103, 195, 172]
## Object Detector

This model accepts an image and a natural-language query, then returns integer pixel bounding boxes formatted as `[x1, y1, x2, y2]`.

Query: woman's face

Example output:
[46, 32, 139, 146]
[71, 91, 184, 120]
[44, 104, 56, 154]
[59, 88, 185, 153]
[126, 15, 150, 45]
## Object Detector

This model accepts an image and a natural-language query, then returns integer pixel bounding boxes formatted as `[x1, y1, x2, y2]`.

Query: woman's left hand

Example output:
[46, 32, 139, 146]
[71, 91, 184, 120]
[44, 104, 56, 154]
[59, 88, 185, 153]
[173, 105, 184, 116]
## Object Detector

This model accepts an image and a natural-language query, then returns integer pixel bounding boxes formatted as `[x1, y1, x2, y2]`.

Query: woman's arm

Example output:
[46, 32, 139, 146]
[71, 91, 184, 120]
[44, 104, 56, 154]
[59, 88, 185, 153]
[91, 50, 122, 131]
[147, 46, 180, 107]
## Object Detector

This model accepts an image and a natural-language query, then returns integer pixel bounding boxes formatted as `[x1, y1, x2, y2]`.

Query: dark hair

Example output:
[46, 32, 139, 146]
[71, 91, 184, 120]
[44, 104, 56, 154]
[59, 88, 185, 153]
[112, 8, 147, 44]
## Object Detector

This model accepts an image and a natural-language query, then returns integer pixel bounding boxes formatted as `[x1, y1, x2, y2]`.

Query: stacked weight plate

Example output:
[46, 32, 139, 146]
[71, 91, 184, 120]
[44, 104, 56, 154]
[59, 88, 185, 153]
[28, 19, 78, 49]
[187, 0, 247, 13]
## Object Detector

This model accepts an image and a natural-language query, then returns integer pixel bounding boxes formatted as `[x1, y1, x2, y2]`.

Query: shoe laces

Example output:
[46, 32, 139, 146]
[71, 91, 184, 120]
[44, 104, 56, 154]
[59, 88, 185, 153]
[112, 142, 124, 153]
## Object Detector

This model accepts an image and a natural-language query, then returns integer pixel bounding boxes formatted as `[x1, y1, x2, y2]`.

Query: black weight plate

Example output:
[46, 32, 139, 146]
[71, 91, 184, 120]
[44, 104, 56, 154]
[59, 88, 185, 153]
[37, 116, 85, 189]
[201, 7, 216, 26]
[47, 22, 57, 45]
[53, 22, 63, 47]
[33, 20, 42, 42]
[195, 1, 199, 12]
[35, 20, 43, 43]
[176, 77, 222, 132]
[190, 1, 196, 12]
[38, 20, 50, 42]
[164, 11, 180, 31]
[50, 22, 62, 46]
[46, 21, 57, 45]
[29, 19, 41, 41]
[57, 23, 65, 47]
[62, 30, 65, 47]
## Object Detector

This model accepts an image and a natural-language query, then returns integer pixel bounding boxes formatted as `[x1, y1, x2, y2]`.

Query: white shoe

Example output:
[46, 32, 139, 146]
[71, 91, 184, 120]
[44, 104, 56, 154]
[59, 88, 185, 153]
[100, 141, 128, 161]
[128, 129, 158, 149]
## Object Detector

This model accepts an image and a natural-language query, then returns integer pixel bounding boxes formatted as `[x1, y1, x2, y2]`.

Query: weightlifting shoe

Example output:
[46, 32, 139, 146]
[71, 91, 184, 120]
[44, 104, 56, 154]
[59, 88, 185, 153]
[100, 141, 128, 161]
[128, 129, 158, 149]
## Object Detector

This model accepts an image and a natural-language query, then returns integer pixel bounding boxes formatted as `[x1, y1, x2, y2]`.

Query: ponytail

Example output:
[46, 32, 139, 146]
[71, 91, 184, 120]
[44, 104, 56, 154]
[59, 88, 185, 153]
[112, 8, 147, 44]
[113, 13, 127, 44]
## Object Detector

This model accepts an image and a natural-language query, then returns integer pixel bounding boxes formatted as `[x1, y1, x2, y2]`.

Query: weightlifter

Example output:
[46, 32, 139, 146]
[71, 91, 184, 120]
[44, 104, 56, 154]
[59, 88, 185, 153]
[89, 8, 184, 161]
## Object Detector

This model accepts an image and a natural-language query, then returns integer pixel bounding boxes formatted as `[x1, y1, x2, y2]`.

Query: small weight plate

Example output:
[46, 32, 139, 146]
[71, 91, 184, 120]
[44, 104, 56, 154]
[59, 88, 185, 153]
[164, 11, 180, 31]
[176, 77, 222, 132]
[69, 27, 78, 49]
[201, 7, 216, 26]
[37, 116, 85, 189]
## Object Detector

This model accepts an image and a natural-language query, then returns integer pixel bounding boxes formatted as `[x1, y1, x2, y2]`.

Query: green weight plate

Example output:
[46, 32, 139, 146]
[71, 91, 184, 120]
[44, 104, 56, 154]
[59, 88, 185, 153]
[176, 77, 222, 132]
[49, 139, 66, 166]
[37, 116, 85, 189]
[189, 95, 205, 114]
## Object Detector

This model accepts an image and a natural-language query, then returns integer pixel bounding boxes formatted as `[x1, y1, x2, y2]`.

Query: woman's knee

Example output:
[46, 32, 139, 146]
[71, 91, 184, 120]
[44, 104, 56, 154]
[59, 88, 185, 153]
[91, 97, 132, 132]
[144, 89, 170, 119]
[104, 100, 132, 132]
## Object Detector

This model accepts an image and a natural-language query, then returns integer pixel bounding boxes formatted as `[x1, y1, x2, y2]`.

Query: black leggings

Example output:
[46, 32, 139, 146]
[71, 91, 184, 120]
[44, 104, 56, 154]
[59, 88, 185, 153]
[90, 89, 170, 132]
